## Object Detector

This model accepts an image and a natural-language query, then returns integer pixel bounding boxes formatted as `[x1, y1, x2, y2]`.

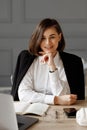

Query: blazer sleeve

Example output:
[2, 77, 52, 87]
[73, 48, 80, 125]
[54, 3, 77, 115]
[60, 52, 85, 100]
[11, 50, 36, 101]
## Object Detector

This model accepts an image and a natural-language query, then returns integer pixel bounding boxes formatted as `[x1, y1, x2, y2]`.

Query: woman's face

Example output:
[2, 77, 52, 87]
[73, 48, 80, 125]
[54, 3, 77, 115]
[40, 27, 61, 54]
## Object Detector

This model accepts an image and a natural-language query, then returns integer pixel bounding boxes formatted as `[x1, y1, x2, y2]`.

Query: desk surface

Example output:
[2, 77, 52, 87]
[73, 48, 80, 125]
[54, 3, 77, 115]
[27, 100, 87, 130]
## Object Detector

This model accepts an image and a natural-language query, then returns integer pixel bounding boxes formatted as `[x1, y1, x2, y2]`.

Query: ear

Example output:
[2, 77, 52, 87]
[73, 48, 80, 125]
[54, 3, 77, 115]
[58, 33, 62, 42]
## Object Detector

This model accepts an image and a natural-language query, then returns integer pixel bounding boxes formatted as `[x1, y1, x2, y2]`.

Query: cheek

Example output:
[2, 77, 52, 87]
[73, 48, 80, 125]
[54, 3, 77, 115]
[40, 42, 44, 50]
[54, 42, 59, 49]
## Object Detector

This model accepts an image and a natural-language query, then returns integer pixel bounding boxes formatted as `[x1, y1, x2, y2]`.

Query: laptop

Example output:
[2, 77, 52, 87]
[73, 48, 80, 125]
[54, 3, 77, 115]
[0, 94, 39, 130]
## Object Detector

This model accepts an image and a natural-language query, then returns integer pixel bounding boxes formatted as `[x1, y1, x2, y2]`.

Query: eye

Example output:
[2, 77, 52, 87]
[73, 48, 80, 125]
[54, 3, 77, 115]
[52, 36, 55, 38]
[41, 37, 45, 41]
[50, 36, 55, 39]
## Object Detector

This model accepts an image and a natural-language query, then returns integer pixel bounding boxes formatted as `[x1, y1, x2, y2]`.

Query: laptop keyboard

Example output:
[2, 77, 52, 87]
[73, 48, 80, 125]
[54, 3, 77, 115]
[18, 122, 24, 128]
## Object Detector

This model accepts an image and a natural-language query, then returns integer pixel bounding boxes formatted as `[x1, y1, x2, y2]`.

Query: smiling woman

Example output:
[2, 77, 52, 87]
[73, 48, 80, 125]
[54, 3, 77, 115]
[39, 27, 61, 71]
[40, 27, 61, 53]
[11, 18, 85, 105]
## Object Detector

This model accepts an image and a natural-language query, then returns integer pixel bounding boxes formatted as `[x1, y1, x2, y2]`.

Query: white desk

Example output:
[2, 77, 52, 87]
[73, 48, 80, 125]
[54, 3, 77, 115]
[27, 100, 87, 130]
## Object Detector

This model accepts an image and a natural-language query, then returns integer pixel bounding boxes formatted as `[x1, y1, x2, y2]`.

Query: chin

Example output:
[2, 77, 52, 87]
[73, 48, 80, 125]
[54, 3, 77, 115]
[44, 49, 53, 53]
[45, 51, 51, 53]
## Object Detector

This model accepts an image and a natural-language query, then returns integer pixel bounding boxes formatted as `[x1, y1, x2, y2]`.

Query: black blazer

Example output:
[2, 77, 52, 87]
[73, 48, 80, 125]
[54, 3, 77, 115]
[11, 50, 85, 101]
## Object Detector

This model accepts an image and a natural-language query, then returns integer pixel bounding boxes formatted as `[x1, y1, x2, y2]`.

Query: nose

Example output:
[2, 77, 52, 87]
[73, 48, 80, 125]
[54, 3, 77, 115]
[45, 38, 50, 46]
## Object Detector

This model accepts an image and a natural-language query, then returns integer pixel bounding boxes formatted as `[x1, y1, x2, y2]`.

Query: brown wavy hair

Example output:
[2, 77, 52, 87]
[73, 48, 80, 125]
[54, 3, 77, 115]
[29, 18, 65, 56]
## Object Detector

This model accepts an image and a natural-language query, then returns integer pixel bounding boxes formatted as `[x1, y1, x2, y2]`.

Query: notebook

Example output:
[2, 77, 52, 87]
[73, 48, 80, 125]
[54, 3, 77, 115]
[0, 94, 39, 130]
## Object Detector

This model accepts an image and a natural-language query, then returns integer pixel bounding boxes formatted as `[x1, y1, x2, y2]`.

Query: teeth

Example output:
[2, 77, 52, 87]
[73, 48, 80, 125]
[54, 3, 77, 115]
[45, 46, 52, 49]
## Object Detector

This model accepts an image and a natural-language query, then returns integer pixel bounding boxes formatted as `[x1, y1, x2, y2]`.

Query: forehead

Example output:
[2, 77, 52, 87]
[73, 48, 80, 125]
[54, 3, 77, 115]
[43, 27, 58, 36]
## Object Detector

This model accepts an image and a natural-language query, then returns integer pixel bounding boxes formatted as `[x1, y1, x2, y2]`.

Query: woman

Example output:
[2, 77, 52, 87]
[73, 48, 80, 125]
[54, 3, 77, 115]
[12, 18, 85, 105]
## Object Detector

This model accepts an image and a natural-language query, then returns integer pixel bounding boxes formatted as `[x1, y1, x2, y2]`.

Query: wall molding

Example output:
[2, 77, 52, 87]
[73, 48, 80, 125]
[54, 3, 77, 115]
[0, 49, 13, 76]
[0, 0, 12, 23]
[23, 0, 87, 24]
[0, 32, 87, 39]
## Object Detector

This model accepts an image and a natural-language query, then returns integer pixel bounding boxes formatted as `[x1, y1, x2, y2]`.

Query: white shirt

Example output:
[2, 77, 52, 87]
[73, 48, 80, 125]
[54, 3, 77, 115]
[18, 52, 70, 104]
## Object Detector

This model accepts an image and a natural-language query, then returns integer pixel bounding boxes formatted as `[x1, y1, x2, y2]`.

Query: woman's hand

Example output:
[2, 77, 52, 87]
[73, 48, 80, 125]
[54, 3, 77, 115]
[54, 94, 77, 105]
[40, 52, 54, 65]
[39, 51, 57, 71]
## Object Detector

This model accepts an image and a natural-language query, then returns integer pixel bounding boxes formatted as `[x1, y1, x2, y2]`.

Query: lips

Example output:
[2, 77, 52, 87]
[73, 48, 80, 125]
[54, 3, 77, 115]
[44, 46, 53, 49]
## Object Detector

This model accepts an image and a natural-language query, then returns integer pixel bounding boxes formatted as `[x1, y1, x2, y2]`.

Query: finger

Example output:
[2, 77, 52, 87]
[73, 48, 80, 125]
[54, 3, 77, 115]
[72, 99, 77, 104]
[39, 51, 46, 55]
[44, 56, 49, 62]
[70, 94, 77, 99]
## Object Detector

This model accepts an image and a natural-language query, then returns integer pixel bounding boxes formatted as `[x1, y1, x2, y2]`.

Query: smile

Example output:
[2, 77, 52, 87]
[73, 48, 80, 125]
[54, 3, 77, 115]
[44, 46, 53, 49]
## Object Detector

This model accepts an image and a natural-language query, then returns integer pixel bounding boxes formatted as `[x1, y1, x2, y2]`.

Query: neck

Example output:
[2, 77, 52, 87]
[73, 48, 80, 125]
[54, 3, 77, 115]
[52, 51, 57, 57]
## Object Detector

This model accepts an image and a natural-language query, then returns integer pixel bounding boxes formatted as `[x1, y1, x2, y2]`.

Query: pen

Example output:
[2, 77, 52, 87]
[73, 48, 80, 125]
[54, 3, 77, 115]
[55, 110, 58, 119]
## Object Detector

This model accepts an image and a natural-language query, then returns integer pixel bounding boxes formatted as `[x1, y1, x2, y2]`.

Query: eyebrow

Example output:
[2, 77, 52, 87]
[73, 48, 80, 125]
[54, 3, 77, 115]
[50, 34, 56, 36]
[42, 34, 56, 38]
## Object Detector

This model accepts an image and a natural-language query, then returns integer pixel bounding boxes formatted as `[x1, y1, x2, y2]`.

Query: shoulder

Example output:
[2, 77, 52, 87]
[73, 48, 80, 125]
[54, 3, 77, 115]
[59, 51, 83, 68]
[18, 50, 36, 61]
[59, 51, 82, 62]
[16, 50, 36, 69]
[19, 50, 34, 57]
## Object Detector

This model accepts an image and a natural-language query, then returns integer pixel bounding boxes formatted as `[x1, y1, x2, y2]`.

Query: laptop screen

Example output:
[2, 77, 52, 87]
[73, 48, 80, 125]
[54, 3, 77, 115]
[0, 94, 18, 130]
[0, 94, 39, 130]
